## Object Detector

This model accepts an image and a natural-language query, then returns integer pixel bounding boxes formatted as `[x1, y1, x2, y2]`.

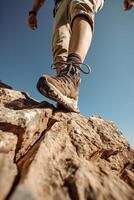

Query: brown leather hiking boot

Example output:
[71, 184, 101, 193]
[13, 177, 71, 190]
[37, 60, 91, 112]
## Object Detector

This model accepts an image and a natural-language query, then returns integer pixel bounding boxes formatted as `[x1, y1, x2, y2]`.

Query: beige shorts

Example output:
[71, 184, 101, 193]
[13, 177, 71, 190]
[52, 0, 104, 64]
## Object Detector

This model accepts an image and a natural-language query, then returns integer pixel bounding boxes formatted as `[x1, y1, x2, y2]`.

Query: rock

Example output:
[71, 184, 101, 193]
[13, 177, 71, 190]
[0, 83, 134, 200]
[0, 87, 53, 161]
[0, 80, 13, 89]
[0, 131, 17, 200]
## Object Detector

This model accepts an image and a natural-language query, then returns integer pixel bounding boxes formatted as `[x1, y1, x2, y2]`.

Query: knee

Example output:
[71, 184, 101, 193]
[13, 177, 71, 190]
[71, 14, 94, 31]
[69, 0, 95, 31]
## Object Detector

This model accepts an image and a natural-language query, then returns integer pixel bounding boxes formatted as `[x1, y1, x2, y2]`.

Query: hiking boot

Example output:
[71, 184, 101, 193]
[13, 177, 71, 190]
[37, 58, 91, 112]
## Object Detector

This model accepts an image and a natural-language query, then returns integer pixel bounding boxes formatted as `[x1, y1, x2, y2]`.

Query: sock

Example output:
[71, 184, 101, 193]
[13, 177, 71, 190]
[67, 53, 82, 64]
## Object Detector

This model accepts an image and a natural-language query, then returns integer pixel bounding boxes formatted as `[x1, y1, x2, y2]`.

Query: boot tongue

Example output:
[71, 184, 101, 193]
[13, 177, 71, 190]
[66, 53, 81, 76]
[58, 53, 81, 77]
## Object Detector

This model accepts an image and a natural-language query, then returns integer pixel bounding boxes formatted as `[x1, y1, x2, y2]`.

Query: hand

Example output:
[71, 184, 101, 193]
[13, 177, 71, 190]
[124, 0, 134, 11]
[28, 14, 37, 30]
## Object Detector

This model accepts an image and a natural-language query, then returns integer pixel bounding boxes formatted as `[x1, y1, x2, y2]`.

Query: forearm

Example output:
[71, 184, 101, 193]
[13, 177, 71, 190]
[31, 0, 45, 13]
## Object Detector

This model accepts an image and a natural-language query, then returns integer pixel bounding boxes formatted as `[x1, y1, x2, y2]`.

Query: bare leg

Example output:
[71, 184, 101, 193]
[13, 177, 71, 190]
[68, 15, 93, 62]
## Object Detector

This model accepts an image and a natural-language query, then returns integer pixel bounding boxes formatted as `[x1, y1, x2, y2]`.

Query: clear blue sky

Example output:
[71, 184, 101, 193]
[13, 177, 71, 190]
[0, 0, 134, 147]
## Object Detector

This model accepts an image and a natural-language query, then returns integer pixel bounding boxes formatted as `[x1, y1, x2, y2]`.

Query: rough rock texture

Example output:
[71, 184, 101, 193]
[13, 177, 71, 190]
[0, 82, 134, 200]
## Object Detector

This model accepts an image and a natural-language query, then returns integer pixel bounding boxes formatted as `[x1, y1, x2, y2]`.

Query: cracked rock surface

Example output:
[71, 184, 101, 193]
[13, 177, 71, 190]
[0, 82, 134, 200]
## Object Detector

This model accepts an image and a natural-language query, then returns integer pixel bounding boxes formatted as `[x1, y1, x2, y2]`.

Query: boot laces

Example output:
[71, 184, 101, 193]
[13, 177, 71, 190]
[51, 61, 91, 84]
[51, 61, 91, 76]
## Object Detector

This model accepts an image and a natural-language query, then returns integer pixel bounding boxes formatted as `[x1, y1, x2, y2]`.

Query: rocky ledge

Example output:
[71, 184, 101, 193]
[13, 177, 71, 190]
[0, 81, 134, 200]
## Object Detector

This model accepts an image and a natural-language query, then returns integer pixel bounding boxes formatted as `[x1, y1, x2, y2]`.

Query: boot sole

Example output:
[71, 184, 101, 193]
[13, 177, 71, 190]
[37, 76, 79, 113]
